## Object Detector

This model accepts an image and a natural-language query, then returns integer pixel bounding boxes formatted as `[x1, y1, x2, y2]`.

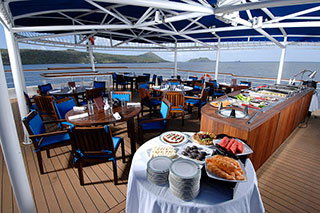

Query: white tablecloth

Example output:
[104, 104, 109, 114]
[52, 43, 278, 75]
[309, 93, 319, 112]
[126, 133, 265, 213]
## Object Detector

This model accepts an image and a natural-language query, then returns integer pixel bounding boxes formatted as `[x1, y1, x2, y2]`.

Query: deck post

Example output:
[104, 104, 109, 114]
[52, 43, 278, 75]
[277, 38, 287, 84]
[4, 26, 30, 144]
[0, 52, 36, 213]
[88, 41, 96, 72]
[174, 46, 178, 77]
[215, 38, 221, 81]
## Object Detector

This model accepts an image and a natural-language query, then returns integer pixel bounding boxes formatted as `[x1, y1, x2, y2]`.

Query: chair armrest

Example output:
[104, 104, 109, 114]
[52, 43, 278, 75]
[184, 95, 201, 100]
[29, 130, 68, 138]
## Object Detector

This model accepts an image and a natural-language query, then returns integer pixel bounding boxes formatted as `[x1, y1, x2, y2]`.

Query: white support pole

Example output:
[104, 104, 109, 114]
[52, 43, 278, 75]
[4, 27, 29, 143]
[215, 38, 221, 81]
[174, 47, 178, 77]
[0, 52, 36, 213]
[14, 40, 26, 90]
[88, 42, 96, 72]
[277, 39, 287, 84]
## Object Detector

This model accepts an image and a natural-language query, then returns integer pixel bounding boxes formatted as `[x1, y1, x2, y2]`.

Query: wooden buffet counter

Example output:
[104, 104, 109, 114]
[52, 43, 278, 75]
[200, 88, 314, 170]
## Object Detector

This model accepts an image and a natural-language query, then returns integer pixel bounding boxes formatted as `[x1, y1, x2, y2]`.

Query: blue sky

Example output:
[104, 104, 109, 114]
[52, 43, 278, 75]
[1, 25, 320, 62]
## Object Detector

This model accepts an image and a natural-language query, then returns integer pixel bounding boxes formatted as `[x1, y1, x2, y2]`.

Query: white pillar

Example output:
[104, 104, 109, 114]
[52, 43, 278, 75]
[0, 52, 36, 213]
[277, 46, 287, 84]
[215, 38, 221, 81]
[174, 48, 178, 77]
[4, 27, 29, 143]
[14, 40, 26, 90]
[88, 42, 96, 72]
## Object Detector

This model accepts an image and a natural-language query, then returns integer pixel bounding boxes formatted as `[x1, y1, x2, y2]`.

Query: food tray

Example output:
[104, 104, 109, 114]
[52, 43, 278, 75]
[159, 131, 189, 146]
[216, 138, 253, 156]
[177, 143, 214, 164]
[205, 156, 247, 183]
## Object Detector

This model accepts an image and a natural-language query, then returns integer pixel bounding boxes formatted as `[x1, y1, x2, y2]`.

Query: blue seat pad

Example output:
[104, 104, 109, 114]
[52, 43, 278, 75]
[214, 91, 225, 96]
[186, 99, 200, 105]
[39, 133, 70, 149]
[141, 121, 165, 130]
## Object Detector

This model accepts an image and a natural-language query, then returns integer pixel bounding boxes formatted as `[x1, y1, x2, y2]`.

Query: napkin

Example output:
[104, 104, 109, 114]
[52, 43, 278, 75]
[113, 112, 121, 120]
[68, 113, 88, 120]
[50, 89, 61, 93]
[127, 102, 141, 107]
[73, 106, 86, 112]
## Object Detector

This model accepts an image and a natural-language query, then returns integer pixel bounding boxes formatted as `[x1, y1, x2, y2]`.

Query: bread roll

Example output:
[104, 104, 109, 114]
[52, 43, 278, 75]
[207, 163, 236, 180]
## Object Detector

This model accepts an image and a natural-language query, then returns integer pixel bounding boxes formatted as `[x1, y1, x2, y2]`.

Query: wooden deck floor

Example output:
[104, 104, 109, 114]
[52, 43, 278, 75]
[1, 100, 320, 212]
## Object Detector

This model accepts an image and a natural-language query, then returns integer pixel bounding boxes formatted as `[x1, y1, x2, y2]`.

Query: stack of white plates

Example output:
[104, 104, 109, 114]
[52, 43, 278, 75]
[169, 158, 201, 201]
[147, 156, 172, 185]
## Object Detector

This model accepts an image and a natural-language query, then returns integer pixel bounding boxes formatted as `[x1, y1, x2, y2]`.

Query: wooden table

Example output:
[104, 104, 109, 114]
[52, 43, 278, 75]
[65, 104, 141, 155]
[200, 88, 314, 169]
[49, 86, 91, 105]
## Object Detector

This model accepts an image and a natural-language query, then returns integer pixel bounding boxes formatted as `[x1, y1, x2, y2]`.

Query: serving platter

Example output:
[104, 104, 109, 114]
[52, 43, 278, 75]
[191, 131, 218, 147]
[216, 138, 253, 156]
[205, 156, 247, 183]
[159, 131, 189, 146]
[177, 143, 213, 165]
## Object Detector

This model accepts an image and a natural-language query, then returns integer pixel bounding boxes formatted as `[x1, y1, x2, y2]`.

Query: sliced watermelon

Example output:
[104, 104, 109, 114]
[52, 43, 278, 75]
[229, 140, 238, 154]
[219, 136, 229, 148]
[236, 140, 244, 153]
[226, 138, 235, 151]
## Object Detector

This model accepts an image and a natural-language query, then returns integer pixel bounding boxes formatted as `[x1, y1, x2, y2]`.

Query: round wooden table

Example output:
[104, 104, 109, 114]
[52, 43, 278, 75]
[65, 104, 141, 154]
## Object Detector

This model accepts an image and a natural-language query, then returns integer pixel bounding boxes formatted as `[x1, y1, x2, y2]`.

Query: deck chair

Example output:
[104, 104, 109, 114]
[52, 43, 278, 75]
[111, 91, 132, 102]
[52, 96, 76, 120]
[94, 81, 106, 96]
[185, 87, 209, 118]
[68, 125, 125, 185]
[22, 110, 71, 174]
[33, 95, 56, 118]
[138, 86, 161, 118]
[38, 83, 53, 95]
[138, 98, 171, 143]
[24, 91, 37, 111]
[115, 74, 129, 90]
[165, 91, 185, 126]
[86, 88, 104, 101]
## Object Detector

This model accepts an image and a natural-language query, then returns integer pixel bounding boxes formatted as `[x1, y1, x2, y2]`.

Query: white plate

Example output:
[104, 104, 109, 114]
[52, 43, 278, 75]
[191, 132, 218, 147]
[159, 131, 189, 146]
[147, 156, 172, 174]
[170, 158, 200, 179]
[177, 143, 213, 164]
[216, 138, 253, 156]
[205, 156, 247, 183]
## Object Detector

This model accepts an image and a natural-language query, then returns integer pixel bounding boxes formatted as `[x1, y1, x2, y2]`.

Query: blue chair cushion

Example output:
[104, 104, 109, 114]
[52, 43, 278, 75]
[214, 91, 225, 96]
[94, 81, 105, 89]
[193, 85, 202, 91]
[150, 99, 161, 106]
[39, 83, 52, 94]
[186, 99, 200, 106]
[112, 137, 121, 150]
[39, 133, 70, 149]
[141, 121, 166, 130]
[139, 83, 149, 89]
[171, 107, 184, 113]
[55, 98, 76, 119]
[112, 92, 131, 102]
[30, 104, 37, 110]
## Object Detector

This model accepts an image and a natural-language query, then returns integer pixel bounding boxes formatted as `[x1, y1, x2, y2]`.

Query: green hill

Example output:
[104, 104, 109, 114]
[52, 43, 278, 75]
[187, 57, 214, 62]
[0, 49, 168, 65]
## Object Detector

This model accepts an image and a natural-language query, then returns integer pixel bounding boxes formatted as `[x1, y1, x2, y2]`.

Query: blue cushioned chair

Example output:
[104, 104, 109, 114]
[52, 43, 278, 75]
[22, 110, 71, 174]
[111, 91, 132, 102]
[240, 81, 252, 87]
[138, 85, 161, 118]
[185, 87, 209, 118]
[94, 81, 106, 95]
[38, 83, 53, 95]
[209, 80, 225, 98]
[24, 91, 37, 111]
[143, 73, 151, 82]
[115, 74, 129, 90]
[68, 125, 125, 185]
[52, 97, 76, 120]
[138, 98, 171, 142]
[189, 76, 198, 81]
[33, 95, 56, 118]
[165, 91, 185, 126]
[148, 74, 157, 85]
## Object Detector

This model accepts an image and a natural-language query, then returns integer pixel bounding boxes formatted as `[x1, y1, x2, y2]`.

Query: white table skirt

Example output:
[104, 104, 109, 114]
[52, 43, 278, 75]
[126, 133, 265, 213]
[309, 93, 319, 112]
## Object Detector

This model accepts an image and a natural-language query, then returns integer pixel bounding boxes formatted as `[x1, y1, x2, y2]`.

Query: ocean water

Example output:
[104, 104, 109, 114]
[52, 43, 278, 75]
[4, 61, 320, 88]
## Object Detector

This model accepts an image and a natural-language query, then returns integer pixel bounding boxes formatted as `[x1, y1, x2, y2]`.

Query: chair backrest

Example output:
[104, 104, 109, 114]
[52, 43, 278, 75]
[33, 95, 55, 116]
[138, 82, 149, 90]
[94, 81, 105, 89]
[232, 79, 237, 86]
[143, 73, 151, 81]
[68, 125, 116, 154]
[138, 87, 150, 102]
[160, 98, 171, 120]
[240, 81, 251, 87]
[205, 82, 214, 96]
[165, 91, 185, 108]
[86, 88, 103, 101]
[116, 74, 126, 83]
[209, 80, 218, 88]
[136, 75, 148, 85]
[22, 110, 46, 144]
[157, 76, 163, 85]
[168, 79, 180, 86]
[111, 91, 132, 102]
[52, 97, 76, 119]
[24, 91, 34, 110]
[151, 74, 157, 82]
[200, 87, 209, 104]
[189, 76, 198, 81]
[38, 83, 53, 95]
[112, 72, 117, 81]
[193, 81, 204, 91]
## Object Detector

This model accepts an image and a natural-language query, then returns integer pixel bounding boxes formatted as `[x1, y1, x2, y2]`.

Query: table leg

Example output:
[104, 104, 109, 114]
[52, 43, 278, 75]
[127, 118, 136, 155]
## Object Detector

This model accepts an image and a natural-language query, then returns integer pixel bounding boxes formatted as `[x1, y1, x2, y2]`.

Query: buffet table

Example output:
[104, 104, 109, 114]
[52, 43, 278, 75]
[126, 133, 264, 213]
[201, 87, 314, 169]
